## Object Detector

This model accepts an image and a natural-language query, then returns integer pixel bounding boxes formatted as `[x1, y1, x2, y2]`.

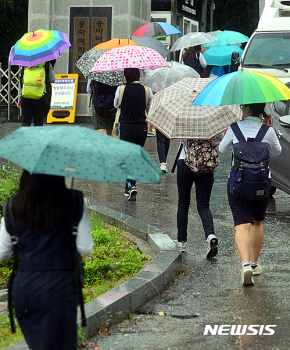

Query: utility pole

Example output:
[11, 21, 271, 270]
[171, 0, 178, 60]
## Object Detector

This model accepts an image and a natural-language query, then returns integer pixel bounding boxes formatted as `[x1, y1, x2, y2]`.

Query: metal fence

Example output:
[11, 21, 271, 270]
[0, 63, 22, 120]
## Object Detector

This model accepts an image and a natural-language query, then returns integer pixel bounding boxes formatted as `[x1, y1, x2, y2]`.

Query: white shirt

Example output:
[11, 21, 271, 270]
[87, 79, 93, 94]
[114, 81, 153, 109]
[219, 116, 282, 157]
[0, 201, 94, 260]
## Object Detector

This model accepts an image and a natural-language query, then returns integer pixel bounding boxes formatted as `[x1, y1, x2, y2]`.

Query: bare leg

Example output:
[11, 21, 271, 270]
[96, 129, 116, 138]
[96, 129, 107, 134]
[235, 223, 251, 262]
[148, 123, 153, 132]
[250, 220, 264, 263]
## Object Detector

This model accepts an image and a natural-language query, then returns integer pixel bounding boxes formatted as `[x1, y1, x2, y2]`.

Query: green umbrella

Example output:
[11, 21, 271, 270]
[0, 126, 161, 183]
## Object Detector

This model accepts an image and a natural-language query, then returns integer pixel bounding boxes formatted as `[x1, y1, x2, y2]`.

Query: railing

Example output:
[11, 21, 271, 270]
[0, 61, 22, 121]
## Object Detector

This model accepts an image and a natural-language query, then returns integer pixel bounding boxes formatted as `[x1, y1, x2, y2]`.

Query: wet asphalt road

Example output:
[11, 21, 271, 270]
[1, 123, 290, 349]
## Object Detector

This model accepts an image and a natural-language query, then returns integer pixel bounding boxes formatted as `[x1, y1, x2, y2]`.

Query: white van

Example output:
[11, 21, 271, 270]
[239, 0, 290, 84]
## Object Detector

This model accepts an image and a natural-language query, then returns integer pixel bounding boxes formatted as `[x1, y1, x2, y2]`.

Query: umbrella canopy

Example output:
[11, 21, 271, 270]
[170, 32, 217, 52]
[10, 29, 71, 67]
[192, 70, 290, 106]
[132, 22, 181, 38]
[92, 38, 139, 50]
[90, 45, 170, 73]
[140, 61, 200, 93]
[0, 126, 161, 183]
[75, 49, 126, 86]
[131, 36, 170, 58]
[203, 45, 244, 66]
[147, 77, 241, 139]
[203, 30, 249, 48]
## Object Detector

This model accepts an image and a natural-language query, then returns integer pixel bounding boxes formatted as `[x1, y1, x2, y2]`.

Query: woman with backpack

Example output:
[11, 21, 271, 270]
[183, 45, 207, 77]
[175, 138, 219, 258]
[114, 68, 153, 200]
[18, 61, 55, 126]
[0, 171, 94, 350]
[87, 80, 118, 137]
[219, 103, 281, 286]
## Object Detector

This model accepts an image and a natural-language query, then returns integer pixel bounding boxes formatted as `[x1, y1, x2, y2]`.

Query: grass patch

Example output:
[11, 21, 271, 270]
[0, 211, 152, 349]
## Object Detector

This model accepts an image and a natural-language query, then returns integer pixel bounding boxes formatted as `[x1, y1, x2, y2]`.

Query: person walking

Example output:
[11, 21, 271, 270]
[87, 79, 118, 137]
[219, 103, 282, 286]
[114, 67, 153, 200]
[18, 60, 55, 126]
[176, 138, 219, 258]
[183, 45, 207, 77]
[156, 129, 170, 173]
[0, 171, 94, 350]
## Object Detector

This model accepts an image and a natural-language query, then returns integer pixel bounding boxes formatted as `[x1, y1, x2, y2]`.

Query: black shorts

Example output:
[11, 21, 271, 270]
[227, 183, 269, 226]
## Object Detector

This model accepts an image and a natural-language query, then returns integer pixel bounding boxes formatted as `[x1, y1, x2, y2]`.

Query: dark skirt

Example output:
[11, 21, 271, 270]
[91, 107, 116, 130]
[13, 270, 78, 350]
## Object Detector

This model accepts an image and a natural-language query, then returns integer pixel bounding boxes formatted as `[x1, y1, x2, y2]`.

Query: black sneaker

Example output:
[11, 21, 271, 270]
[206, 234, 218, 259]
[124, 186, 137, 200]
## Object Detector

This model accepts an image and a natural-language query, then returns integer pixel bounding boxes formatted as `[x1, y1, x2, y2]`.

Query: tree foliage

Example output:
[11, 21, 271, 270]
[0, 0, 28, 70]
[213, 0, 259, 37]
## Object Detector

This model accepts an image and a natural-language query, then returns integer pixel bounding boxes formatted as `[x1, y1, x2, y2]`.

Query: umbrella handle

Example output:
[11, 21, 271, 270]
[71, 177, 74, 189]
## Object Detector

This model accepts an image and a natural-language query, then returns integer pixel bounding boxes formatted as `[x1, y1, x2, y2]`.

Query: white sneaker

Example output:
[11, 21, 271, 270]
[252, 264, 263, 275]
[147, 131, 155, 137]
[160, 163, 168, 173]
[176, 241, 187, 252]
[241, 265, 254, 286]
[206, 234, 218, 259]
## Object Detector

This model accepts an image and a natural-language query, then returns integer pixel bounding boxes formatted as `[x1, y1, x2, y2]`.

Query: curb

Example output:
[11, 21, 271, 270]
[7, 203, 182, 349]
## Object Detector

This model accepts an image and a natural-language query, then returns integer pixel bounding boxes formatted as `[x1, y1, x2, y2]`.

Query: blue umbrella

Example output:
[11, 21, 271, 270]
[203, 45, 244, 67]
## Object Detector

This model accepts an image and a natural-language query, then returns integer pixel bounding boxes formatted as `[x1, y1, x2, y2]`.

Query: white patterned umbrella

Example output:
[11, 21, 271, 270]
[170, 32, 217, 52]
[147, 77, 241, 139]
[75, 49, 126, 86]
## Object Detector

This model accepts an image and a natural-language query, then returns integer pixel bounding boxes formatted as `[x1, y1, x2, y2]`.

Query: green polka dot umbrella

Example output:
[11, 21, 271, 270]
[0, 126, 161, 183]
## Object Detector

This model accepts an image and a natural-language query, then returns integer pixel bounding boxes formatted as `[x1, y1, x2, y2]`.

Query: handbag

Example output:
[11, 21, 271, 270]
[184, 138, 219, 173]
[112, 85, 125, 136]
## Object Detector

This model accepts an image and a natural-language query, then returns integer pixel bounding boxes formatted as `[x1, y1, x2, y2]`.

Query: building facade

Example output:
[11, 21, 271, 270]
[27, 0, 213, 119]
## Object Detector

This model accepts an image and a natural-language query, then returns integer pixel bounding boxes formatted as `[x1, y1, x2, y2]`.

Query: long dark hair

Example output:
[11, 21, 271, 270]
[11, 170, 71, 230]
[124, 68, 140, 84]
[183, 45, 201, 62]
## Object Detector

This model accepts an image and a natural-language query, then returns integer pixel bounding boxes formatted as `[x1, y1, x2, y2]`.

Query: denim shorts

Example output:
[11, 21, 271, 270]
[227, 183, 269, 226]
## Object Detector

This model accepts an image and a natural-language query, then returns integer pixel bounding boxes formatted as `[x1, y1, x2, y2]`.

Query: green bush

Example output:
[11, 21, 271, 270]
[0, 165, 21, 217]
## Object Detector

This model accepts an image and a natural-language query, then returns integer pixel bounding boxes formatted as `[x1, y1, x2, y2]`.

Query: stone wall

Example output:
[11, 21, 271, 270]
[27, 0, 151, 119]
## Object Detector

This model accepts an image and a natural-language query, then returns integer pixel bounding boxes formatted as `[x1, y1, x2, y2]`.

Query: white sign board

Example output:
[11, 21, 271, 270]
[50, 79, 76, 110]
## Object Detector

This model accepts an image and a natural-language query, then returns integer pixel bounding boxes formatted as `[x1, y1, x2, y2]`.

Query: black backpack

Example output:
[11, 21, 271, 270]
[228, 122, 270, 199]
[92, 81, 117, 111]
[3, 189, 86, 333]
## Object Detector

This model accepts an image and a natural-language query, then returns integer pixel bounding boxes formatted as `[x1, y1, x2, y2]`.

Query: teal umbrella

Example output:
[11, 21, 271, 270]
[203, 30, 249, 48]
[203, 45, 244, 66]
[0, 126, 161, 183]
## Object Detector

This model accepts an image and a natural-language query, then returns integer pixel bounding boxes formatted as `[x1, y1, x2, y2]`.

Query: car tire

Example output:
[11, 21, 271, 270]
[270, 186, 276, 197]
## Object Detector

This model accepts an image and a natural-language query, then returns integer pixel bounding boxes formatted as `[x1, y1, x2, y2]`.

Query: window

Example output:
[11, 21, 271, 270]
[243, 32, 290, 67]
[273, 100, 287, 116]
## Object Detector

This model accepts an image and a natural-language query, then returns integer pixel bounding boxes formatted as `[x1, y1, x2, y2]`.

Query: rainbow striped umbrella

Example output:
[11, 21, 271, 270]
[193, 70, 290, 106]
[10, 29, 71, 67]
